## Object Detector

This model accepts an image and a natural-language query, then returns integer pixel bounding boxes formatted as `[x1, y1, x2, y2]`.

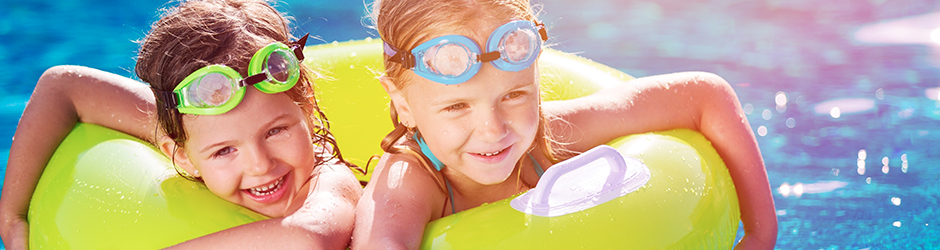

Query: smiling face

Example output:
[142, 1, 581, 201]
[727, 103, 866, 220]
[172, 87, 318, 217]
[390, 19, 542, 186]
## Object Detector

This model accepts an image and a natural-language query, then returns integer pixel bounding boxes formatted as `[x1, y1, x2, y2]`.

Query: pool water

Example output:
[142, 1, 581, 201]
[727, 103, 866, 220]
[1, 0, 938, 248]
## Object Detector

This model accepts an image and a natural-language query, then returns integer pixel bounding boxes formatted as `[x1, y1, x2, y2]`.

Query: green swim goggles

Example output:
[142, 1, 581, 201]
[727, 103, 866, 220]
[158, 34, 308, 115]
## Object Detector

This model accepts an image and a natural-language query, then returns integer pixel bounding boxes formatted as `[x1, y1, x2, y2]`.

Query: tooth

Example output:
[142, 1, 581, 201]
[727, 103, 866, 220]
[250, 176, 284, 196]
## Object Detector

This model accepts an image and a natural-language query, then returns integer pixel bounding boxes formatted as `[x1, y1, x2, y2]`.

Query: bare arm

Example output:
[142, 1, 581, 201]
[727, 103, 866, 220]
[351, 153, 446, 250]
[165, 162, 362, 249]
[544, 71, 778, 249]
[0, 65, 156, 249]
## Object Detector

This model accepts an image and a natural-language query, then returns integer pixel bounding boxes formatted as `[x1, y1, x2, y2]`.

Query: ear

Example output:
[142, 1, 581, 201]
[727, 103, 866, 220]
[157, 136, 200, 178]
[379, 76, 416, 127]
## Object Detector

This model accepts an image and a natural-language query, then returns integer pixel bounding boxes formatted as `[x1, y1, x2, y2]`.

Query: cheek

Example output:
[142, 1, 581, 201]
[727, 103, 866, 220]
[425, 121, 464, 150]
[197, 162, 242, 196]
[512, 101, 541, 135]
[286, 132, 318, 174]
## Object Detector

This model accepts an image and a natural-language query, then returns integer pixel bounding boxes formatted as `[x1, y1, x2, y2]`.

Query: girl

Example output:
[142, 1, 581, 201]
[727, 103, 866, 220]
[352, 0, 777, 249]
[0, 0, 361, 249]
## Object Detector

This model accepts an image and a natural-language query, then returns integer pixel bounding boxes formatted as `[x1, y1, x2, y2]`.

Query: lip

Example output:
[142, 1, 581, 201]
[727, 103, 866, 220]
[242, 173, 290, 204]
[467, 144, 513, 164]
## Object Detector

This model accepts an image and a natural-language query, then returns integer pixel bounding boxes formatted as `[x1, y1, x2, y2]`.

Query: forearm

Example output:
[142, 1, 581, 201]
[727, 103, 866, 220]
[694, 76, 778, 248]
[167, 166, 361, 249]
[164, 217, 344, 250]
[351, 198, 421, 250]
[1, 65, 157, 247]
[0, 67, 83, 244]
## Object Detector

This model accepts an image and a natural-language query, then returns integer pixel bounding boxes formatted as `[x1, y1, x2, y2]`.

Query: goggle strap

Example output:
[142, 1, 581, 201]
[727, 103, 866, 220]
[535, 21, 548, 41]
[384, 42, 415, 69]
[478, 51, 501, 63]
[241, 73, 268, 87]
[157, 90, 179, 110]
[291, 33, 309, 61]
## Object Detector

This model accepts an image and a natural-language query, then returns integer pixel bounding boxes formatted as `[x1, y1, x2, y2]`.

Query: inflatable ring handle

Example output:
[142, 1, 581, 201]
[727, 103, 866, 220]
[529, 145, 627, 208]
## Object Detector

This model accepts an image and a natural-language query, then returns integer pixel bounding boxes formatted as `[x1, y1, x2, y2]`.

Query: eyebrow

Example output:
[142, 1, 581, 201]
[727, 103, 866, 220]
[199, 139, 235, 155]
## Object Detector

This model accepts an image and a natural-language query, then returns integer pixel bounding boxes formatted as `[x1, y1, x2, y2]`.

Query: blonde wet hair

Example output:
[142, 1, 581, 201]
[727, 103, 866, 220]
[369, 0, 567, 188]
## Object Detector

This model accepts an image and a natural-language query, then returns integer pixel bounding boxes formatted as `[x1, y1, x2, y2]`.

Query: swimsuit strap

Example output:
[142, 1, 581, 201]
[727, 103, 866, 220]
[528, 152, 544, 178]
[444, 177, 456, 215]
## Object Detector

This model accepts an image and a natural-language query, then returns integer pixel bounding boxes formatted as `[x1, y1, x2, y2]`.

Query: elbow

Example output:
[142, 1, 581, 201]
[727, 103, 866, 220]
[37, 65, 80, 87]
[688, 71, 736, 99]
[35, 65, 86, 99]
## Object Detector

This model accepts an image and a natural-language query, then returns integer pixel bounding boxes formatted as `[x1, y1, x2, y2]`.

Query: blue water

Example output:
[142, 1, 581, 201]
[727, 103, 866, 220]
[1, 0, 939, 248]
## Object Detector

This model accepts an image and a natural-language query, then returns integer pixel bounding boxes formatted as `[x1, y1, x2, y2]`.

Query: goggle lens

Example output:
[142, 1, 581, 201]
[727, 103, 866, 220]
[423, 43, 474, 76]
[188, 72, 236, 107]
[499, 28, 538, 63]
[265, 50, 294, 83]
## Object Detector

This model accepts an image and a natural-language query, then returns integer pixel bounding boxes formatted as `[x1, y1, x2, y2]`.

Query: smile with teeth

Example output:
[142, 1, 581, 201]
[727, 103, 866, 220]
[247, 175, 285, 197]
[477, 149, 504, 157]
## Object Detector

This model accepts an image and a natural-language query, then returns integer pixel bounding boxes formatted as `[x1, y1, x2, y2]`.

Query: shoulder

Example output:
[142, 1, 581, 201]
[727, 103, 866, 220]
[352, 150, 447, 249]
[360, 147, 448, 217]
[367, 150, 446, 197]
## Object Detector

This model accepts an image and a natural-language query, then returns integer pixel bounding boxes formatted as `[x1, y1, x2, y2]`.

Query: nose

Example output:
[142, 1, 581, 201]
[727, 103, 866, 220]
[244, 145, 276, 176]
[475, 106, 509, 143]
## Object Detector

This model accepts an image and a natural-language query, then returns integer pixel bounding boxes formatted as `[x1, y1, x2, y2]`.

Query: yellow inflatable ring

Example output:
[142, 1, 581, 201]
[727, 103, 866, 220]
[28, 39, 740, 248]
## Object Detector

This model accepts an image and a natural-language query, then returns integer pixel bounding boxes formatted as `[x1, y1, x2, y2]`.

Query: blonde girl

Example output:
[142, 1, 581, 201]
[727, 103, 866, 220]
[352, 0, 777, 249]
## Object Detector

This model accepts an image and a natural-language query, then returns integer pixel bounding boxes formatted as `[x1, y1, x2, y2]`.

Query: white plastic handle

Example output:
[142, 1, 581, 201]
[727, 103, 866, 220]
[530, 145, 627, 208]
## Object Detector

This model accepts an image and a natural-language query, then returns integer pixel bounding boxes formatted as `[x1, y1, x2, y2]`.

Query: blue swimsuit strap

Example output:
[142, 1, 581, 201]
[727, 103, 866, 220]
[443, 152, 542, 215]
[529, 152, 544, 177]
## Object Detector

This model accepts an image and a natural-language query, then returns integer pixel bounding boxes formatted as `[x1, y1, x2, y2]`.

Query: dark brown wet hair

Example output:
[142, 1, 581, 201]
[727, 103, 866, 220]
[137, 0, 362, 180]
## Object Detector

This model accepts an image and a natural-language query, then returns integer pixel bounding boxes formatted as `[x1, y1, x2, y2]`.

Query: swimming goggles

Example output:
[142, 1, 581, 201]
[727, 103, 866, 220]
[158, 34, 309, 115]
[384, 20, 547, 85]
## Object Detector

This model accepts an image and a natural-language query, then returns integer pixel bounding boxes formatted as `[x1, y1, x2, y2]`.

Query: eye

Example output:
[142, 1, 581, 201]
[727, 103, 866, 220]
[443, 103, 469, 112]
[266, 126, 287, 138]
[212, 146, 236, 158]
[504, 91, 526, 100]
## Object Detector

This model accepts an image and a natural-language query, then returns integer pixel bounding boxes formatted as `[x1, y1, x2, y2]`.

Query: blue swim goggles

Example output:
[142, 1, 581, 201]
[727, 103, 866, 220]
[158, 34, 308, 115]
[384, 20, 547, 85]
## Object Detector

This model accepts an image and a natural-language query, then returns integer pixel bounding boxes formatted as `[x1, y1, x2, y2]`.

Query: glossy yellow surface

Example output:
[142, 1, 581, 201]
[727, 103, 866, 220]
[421, 129, 741, 249]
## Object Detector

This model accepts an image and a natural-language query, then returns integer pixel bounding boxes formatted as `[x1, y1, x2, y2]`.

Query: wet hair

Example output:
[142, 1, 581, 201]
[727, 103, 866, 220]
[137, 0, 361, 180]
[369, 0, 567, 175]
